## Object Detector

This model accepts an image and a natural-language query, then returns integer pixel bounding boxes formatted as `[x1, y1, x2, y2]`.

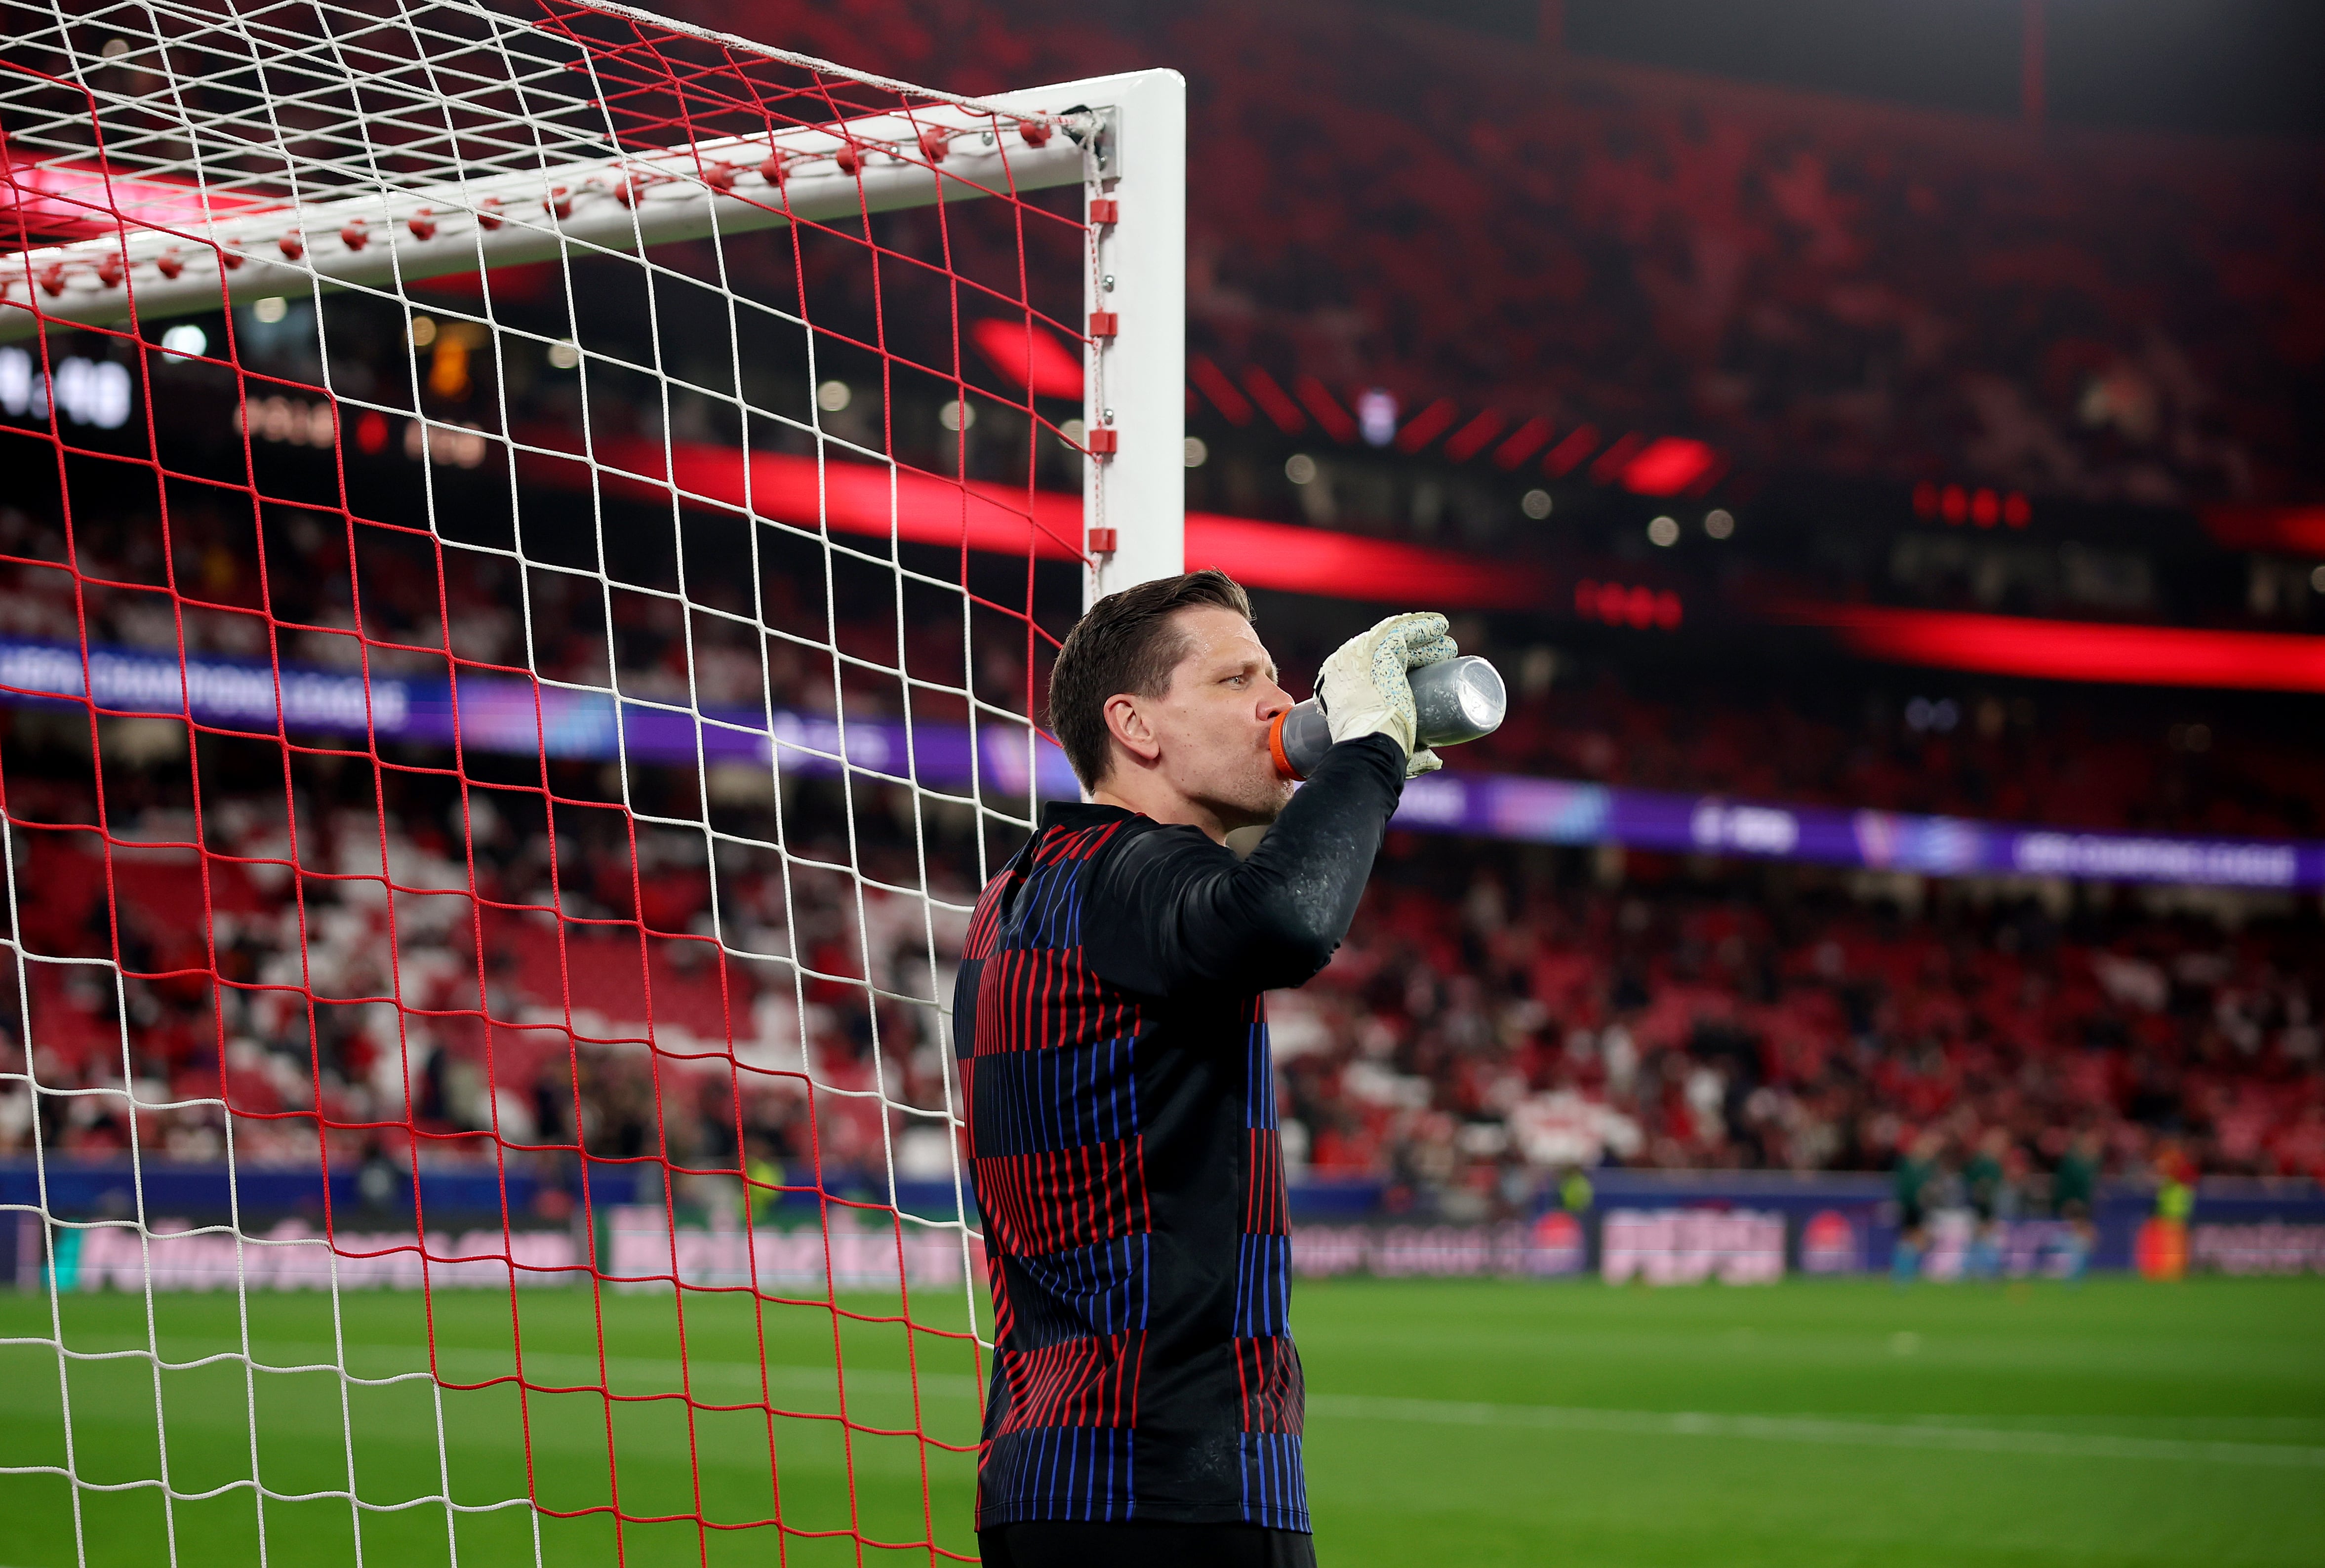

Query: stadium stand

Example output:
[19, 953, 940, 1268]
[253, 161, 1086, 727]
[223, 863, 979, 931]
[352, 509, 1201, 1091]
[671, 0, 2325, 507]
[6, 719, 2320, 1203]
[1292, 841, 2325, 1196]
[4, 0, 2319, 1221]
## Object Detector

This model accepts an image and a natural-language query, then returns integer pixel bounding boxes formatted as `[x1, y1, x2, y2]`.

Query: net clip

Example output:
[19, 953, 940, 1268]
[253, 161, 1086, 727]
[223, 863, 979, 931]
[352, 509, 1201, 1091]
[1087, 427, 1119, 455]
[1088, 198, 1119, 225]
[1088, 311, 1119, 339]
[1087, 527, 1119, 556]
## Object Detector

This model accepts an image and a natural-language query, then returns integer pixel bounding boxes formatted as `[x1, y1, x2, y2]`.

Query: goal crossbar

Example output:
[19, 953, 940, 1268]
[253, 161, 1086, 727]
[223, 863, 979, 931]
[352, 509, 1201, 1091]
[0, 97, 1092, 342]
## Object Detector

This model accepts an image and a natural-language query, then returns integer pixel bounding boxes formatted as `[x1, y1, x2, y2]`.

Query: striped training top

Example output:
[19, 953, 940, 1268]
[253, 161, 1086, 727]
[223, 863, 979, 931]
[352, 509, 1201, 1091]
[953, 735, 1403, 1531]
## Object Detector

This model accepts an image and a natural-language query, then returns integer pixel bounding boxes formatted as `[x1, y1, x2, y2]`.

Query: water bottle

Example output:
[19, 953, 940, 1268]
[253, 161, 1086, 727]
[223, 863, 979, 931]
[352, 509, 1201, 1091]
[1268, 654, 1507, 780]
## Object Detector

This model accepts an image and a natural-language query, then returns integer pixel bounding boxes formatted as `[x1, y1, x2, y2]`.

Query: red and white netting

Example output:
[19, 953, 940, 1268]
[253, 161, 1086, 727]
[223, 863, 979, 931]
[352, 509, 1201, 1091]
[0, 1, 1124, 1561]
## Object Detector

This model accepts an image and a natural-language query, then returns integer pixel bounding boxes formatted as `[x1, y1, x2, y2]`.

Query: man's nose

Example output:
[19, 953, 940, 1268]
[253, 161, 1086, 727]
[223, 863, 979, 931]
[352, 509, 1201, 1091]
[1257, 679, 1292, 720]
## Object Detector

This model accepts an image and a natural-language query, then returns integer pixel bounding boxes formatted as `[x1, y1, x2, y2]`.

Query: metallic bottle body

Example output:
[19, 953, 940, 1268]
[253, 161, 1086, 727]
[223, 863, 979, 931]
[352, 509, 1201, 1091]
[1270, 654, 1507, 779]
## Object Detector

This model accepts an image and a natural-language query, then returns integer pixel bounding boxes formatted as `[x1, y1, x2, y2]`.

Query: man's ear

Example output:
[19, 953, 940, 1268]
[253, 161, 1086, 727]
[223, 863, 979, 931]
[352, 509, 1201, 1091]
[1102, 692, 1162, 766]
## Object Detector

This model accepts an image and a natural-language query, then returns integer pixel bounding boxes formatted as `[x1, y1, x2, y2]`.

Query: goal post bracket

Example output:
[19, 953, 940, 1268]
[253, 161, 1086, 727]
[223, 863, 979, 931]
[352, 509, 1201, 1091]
[0, 108, 1085, 343]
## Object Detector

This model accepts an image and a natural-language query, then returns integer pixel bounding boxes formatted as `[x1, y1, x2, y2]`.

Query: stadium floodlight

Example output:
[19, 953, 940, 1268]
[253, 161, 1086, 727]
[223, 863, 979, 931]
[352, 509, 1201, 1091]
[0, 1, 1182, 1561]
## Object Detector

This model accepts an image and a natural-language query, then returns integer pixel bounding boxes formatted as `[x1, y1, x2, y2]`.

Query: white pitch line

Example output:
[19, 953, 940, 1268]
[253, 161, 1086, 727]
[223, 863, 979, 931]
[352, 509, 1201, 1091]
[45, 1335, 2324, 1469]
[1307, 1394, 2325, 1469]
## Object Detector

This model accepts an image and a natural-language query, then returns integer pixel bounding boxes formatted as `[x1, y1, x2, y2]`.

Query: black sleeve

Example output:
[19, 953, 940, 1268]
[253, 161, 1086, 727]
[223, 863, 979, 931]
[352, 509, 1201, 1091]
[1082, 733, 1405, 998]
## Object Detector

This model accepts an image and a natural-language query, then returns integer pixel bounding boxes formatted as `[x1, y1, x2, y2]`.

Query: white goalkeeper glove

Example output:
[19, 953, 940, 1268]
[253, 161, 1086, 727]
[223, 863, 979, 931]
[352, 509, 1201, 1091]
[1314, 611, 1458, 777]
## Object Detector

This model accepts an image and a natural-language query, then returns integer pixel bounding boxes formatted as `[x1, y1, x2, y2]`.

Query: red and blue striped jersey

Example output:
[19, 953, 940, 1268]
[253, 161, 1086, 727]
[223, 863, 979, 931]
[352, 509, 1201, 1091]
[954, 736, 1404, 1532]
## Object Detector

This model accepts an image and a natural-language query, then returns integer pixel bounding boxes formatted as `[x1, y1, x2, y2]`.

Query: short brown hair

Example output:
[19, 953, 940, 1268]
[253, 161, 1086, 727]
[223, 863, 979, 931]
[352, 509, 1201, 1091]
[1046, 569, 1255, 787]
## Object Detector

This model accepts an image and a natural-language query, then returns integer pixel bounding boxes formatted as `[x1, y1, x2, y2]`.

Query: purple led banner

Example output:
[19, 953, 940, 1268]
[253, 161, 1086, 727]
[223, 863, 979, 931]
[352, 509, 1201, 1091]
[4, 636, 2319, 888]
[0, 636, 1081, 799]
[1392, 770, 2325, 889]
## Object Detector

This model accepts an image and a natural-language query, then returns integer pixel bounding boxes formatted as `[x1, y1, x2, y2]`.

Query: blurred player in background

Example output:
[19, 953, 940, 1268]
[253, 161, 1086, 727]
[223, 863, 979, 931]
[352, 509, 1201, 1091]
[1891, 1127, 1945, 1286]
[955, 571, 1453, 1567]
[2052, 1127, 2103, 1283]
[2147, 1139, 2199, 1282]
[1964, 1126, 2012, 1282]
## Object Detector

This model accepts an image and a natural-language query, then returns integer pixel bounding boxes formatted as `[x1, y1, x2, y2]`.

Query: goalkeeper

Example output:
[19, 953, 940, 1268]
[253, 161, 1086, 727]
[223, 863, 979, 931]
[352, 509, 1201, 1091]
[955, 570, 1448, 1568]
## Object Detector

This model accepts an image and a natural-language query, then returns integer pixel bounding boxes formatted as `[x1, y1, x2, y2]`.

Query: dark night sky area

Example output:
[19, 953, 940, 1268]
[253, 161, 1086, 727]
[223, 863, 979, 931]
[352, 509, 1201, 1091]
[1364, 0, 2325, 139]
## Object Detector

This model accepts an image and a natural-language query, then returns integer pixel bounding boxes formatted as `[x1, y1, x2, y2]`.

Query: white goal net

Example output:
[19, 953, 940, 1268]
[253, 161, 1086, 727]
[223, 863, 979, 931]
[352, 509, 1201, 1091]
[0, 2, 1181, 1561]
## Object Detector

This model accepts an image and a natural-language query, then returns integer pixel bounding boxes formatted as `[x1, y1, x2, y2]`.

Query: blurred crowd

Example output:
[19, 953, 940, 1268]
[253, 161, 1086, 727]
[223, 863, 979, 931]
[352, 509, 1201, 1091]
[1285, 840, 2325, 1213]
[4, 752, 2321, 1212]
[685, 0, 2325, 507]
[0, 757, 974, 1195]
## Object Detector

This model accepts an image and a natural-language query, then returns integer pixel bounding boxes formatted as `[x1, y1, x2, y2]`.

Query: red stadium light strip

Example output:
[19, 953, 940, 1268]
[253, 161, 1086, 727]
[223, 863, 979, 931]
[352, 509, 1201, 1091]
[1789, 603, 2325, 694]
[521, 435, 1085, 557]
[969, 317, 1083, 399]
[1441, 409, 1506, 465]
[1918, 482, 2032, 527]
[1576, 579, 1683, 631]
[1393, 397, 1459, 454]
[1618, 436, 1719, 497]
[1240, 366, 1308, 435]
[2203, 502, 2325, 554]
[1490, 415, 1555, 470]
[1187, 355, 1254, 425]
[1541, 424, 1600, 477]
[0, 155, 280, 246]
[516, 435, 1553, 609]
[1588, 431, 1647, 484]
[1184, 513, 1551, 609]
[409, 260, 558, 301]
[1178, 359, 1735, 487]
[1292, 375, 1358, 443]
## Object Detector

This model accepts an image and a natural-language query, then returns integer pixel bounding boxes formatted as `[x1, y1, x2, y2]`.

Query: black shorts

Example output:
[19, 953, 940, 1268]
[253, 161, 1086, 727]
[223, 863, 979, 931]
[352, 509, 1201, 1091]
[979, 1520, 1319, 1568]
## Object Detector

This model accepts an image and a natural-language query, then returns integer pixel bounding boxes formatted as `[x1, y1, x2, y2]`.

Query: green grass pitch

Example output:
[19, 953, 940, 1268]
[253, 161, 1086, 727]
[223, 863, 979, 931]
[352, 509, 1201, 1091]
[1, 1275, 2320, 1566]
